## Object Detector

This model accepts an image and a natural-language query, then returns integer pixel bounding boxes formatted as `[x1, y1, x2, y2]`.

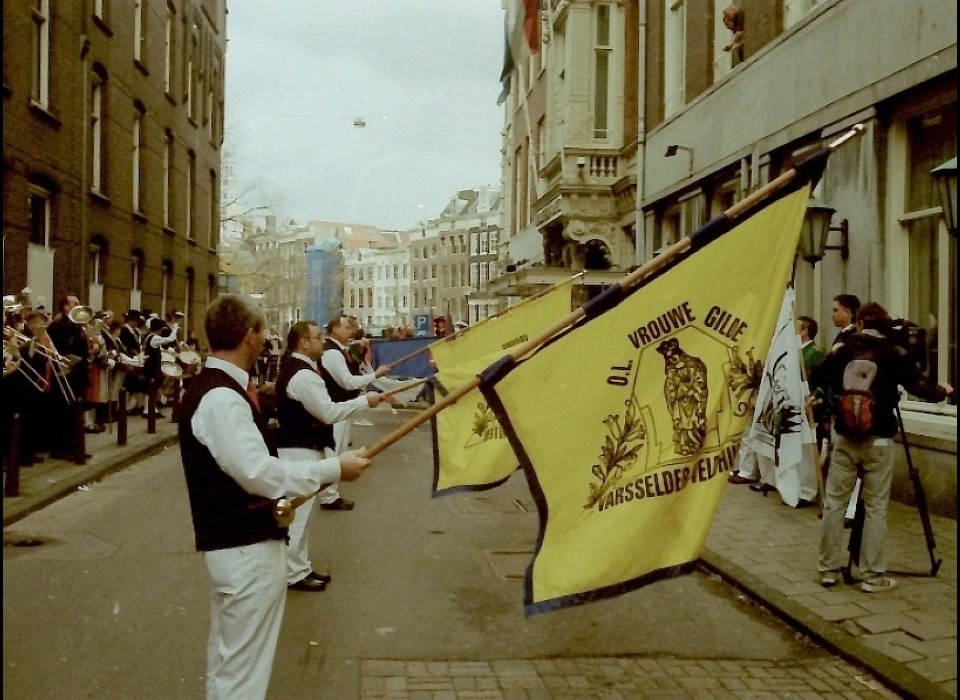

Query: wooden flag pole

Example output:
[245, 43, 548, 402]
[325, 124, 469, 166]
[379, 377, 429, 399]
[358, 123, 865, 460]
[380, 271, 585, 371]
[281, 123, 866, 517]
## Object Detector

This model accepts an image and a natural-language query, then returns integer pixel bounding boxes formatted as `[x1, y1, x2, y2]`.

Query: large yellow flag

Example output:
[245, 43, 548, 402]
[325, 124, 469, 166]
[481, 187, 810, 615]
[431, 277, 574, 493]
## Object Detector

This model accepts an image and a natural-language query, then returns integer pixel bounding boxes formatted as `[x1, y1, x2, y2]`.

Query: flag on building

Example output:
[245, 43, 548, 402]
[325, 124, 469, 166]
[744, 286, 820, 507]
[479, 185, 812, 616]
[497, 0, 543, 105]
[431, 277, 574, 494]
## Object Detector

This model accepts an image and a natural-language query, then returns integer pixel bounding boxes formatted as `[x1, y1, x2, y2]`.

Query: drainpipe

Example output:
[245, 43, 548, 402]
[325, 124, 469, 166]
[633, 0, 648, 265]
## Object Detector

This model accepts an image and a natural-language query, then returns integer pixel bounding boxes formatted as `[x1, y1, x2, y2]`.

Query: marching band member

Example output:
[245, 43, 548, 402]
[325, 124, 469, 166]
[119, 310, 146, 414]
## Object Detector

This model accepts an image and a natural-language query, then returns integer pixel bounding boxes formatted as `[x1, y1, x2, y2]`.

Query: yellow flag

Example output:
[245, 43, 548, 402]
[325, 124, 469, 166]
[431, 277, 574, 493]
[482, 187, 810, 615]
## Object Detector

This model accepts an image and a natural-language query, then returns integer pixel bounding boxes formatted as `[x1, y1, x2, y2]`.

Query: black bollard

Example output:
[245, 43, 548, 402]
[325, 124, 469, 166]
[73, 401, 87, 464]
[117, 389, 128, 446]
[5, 413, 22, 497]
[147, 382, 157, 435]
[171, 378, 181, 423]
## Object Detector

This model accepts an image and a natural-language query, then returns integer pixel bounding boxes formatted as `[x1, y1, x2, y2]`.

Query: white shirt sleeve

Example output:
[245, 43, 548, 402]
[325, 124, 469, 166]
[287, 368, 369, 424]
[191, 387, 342, 497]
[321, 348, 377, 390]
[149, 333, 177, 348]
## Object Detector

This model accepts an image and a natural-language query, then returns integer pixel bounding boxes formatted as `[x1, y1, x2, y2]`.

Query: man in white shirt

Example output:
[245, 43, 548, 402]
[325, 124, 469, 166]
[179, 294, 371, 700]
[275, 320, 387, 591]
[318, 315, 391, 510]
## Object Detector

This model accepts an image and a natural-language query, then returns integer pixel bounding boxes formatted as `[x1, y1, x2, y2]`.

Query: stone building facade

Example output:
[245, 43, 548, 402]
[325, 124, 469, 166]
[499, 0, 957, 514]
[3, 0, 226, 337]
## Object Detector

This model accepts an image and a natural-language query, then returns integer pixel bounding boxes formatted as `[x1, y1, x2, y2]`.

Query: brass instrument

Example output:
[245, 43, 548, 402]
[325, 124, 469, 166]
[3, 339, 21, 377]
[67, 305, 95, 325]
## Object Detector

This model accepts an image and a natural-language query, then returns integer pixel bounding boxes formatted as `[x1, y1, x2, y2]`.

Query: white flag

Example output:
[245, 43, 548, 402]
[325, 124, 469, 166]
[744, 287, 819, 506]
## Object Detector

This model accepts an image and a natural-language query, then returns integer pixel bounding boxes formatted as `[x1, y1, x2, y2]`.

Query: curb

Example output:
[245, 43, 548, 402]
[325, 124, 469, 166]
[2, 434, 180, 528]
[699, 549, 952, 700]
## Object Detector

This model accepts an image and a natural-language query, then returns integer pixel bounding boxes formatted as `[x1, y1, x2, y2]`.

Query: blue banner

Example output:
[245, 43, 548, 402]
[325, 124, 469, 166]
[370, 337, 436, 378]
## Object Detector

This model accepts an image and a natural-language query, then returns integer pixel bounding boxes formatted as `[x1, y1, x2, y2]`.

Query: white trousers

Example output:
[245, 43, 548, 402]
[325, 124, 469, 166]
[734, 438, 760, 479]
[278, 446, 335, 584]
[317, 420, 352, 504]
[203, 540, 287, 700]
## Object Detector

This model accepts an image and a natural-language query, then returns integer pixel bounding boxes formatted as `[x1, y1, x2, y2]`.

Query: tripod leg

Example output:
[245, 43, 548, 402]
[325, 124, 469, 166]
[895, 403, 942, 576]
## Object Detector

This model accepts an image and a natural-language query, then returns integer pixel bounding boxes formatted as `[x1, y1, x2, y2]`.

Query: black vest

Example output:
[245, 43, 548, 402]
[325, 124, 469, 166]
[179, 367, 287, 552]
[275, 355, 336, 452]
[322, 338, 362, 402]
[143, 334, 162, 379]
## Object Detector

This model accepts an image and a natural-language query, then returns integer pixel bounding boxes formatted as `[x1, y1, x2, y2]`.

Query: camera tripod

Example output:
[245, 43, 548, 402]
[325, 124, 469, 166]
[843, 403, 943, 584]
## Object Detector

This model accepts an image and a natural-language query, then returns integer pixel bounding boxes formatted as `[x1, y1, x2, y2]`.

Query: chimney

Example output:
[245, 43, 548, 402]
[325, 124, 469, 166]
[265, 215, 277, 234]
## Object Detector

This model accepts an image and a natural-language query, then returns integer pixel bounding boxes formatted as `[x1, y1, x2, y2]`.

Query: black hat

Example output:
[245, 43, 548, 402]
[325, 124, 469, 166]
[124, 309, 142, 320]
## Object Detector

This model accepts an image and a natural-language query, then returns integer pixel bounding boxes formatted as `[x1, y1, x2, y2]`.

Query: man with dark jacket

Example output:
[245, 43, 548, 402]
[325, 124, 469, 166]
[179, 294, 371, 698]
[810, 302, 953, 593]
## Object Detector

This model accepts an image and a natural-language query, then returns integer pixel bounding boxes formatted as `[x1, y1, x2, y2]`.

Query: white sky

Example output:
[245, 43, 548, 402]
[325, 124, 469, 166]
[225, 1, 506, 230]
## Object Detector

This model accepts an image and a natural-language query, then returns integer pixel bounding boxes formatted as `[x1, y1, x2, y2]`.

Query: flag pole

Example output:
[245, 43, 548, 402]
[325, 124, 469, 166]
[379, 271, 585, 372]
[355, 123, 865, 461]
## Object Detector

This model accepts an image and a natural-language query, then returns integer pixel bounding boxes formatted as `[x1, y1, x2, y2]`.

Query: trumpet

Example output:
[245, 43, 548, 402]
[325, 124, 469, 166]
[2, 326, 81, 373]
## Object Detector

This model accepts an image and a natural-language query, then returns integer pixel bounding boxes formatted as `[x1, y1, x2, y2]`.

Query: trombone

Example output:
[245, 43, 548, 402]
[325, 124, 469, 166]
[2, 325, 80, 402]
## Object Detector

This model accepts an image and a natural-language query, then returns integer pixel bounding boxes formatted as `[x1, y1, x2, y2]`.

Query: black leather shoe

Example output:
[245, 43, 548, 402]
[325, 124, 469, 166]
[319, 498, 354, 511]
[728, 474, 759, 485]
[288, 577, 327, 592]
[308, 571, 332, 584]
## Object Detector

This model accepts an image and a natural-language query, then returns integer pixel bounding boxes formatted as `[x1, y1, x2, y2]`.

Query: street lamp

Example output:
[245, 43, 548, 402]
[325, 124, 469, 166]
[799, 197, 849, 267]
[931, 157, 957, 235]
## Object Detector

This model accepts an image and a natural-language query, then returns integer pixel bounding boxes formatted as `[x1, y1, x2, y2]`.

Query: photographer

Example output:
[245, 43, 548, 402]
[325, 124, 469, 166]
[810, 302, 954, 593]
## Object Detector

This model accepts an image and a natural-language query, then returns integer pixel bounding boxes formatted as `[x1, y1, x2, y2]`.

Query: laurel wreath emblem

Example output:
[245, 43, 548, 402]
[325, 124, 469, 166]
[585, 394, 646, 509]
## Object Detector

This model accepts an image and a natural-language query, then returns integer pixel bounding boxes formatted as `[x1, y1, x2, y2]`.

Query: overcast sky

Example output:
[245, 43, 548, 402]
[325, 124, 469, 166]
[225, 1, 505, 231]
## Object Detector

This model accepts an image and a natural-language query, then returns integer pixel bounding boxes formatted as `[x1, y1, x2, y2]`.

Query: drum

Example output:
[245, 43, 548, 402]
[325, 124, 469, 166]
[177, 349, 202, 377]
[159, 360, 182, 397]
[120, 354, 145, 377]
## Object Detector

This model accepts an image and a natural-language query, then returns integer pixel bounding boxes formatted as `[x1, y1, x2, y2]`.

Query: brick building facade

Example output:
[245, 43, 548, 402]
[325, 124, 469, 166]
[3, 0, 225, 338]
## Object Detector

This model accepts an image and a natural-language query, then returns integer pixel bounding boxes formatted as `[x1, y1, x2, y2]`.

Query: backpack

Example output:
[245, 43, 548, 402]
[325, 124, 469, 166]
[838, 353, 879, 434]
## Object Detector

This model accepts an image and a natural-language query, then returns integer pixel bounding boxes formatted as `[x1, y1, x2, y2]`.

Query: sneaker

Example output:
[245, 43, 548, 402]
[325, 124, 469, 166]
[819, 572, 838, 588]
[861, 577, 897, 593]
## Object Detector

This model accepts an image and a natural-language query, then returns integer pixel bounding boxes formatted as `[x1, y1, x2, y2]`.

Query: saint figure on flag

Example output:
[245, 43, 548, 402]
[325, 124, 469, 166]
[657, 337, 708, 455]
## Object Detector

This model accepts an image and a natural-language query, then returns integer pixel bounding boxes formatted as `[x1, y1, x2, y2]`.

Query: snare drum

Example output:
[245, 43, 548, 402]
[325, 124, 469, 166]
[159, 360, 182, 396]
[120, 354, 145, 377]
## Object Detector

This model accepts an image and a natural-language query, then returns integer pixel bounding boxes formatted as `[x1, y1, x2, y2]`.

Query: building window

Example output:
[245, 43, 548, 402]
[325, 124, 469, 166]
[28, 186, 52, 247]
[479, 232, 488, 255]
[664, 0, 686, 118]
[185, 268, 195, 324]
[93, 0, 105, 20]
[186, 34, 197, 118]
[131, 251, 144, 294]
[891, 101, 958, 407]
[712, 0, 733, 82]
[594, 4, 611, 139]
[133, 0, 146, 64]
[186, 152, 196, 240]
[91, 73, 106, 193]
[164, 4, 175, 93]
[132, 105, 145, 212]
[208, 170, 218, 249]
[161, 261, 173, 317]
[31, 0, 50, 107]
[163, 131, 174, 228]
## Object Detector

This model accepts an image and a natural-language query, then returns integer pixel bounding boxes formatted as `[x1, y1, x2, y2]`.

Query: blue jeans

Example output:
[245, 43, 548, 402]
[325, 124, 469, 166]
[818, 431, 894, 583]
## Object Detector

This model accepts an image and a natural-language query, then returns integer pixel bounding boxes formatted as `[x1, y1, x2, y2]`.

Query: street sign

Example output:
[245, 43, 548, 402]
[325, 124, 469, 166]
[413, 313, 432, 338]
